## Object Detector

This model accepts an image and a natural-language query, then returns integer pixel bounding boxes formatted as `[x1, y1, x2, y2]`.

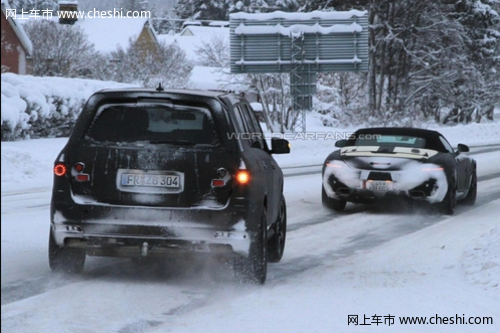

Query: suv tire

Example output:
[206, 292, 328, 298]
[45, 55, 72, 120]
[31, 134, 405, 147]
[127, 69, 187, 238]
[235, 207, 267, 284]
[268, 196, 286, 263]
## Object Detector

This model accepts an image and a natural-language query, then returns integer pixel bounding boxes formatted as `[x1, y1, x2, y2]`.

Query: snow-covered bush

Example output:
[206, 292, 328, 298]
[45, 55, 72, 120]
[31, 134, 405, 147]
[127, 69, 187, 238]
[1, 73, 133, 141]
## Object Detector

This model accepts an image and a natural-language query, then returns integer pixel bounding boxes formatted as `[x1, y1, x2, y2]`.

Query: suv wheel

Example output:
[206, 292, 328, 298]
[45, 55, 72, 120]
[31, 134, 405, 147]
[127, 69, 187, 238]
[235, 207, 268, 284]
[48, 229, 86, 274]
[268, 195, 287, 263]
[322, 186, 346, 212]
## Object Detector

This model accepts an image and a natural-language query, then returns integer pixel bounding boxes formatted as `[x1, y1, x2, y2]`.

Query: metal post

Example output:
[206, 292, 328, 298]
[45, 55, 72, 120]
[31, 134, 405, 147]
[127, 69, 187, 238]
[290, 31, 306, 133]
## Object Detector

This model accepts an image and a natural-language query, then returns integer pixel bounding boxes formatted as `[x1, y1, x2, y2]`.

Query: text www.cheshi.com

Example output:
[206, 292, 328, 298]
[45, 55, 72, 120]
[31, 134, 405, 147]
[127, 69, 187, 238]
[348, 314, 493, 326]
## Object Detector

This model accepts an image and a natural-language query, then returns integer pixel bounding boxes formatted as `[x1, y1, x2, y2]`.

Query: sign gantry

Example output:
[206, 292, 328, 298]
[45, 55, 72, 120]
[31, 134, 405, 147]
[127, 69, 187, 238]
[230, 10, 369, 132]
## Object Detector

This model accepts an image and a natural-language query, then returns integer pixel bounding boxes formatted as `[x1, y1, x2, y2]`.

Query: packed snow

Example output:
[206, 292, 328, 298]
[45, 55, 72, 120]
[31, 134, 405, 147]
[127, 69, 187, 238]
[1, 133, 499, 332]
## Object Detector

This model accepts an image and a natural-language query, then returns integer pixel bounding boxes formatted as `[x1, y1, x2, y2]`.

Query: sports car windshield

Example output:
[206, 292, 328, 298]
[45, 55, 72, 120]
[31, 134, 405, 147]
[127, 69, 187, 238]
[354, 135, 426, 148]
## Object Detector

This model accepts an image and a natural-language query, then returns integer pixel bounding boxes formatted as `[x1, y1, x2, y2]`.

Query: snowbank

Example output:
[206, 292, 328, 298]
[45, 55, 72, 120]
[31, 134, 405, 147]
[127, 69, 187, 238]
[1, 73, 134, 140]
[462, 227, 500, 291]
[1, 138, 67, 192]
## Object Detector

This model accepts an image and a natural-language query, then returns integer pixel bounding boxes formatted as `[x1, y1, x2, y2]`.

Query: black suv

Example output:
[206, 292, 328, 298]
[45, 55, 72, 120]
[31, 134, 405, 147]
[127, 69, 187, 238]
[49, 88, 290, 284]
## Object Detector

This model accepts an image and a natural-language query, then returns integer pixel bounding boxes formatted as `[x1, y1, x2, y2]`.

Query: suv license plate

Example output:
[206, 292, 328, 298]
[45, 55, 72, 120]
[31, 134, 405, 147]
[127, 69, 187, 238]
[121, 174, 180, 188]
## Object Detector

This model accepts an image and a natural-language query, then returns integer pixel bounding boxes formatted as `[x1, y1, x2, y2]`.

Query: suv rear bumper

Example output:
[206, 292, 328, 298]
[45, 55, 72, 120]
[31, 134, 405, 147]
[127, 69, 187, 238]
[51, 200, 252, 257]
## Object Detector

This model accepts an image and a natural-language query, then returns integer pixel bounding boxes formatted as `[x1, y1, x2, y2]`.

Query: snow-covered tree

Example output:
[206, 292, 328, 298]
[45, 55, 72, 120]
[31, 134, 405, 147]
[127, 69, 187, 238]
[7, 0, 57, 10]
[116, 0, 145, 11]
[195, 34, 230, 68]
[109, 38, 192, 88]
[304, 0, 499, 125]
[302, 0, 368, 11]
[174, 0, 304, 20]
[23, 20, 99, 77]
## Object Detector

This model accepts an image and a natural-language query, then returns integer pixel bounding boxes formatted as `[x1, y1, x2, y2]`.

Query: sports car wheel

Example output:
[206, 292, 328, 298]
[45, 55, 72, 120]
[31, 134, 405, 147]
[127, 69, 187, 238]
[440, 179, 457, 215]
[463, 169, 477, 206]
[322, 186, 346, 212]
[268, 195, 287, 263]
[48, 229, 86, 274]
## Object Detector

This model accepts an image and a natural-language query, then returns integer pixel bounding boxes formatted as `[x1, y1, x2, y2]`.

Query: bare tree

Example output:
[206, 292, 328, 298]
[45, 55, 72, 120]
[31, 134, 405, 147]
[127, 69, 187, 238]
[195, 34, 230, 68]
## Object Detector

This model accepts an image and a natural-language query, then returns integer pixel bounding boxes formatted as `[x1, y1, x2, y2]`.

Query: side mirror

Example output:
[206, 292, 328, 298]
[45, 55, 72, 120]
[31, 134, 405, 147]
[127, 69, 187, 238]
[457, 143, 469, 153]
[335, 139, 347, 148]
[271, 138, 290, 154]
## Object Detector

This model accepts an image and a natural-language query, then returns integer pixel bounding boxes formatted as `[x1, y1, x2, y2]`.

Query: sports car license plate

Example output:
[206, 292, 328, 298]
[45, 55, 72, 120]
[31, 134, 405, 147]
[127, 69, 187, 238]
[121, 173, 180, 188]
[367, 181, 391, 191]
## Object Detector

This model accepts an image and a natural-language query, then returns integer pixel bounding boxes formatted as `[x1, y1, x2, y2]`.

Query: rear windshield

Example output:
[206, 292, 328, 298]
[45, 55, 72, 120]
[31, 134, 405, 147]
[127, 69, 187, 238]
[85, 104, 220, 146]
[354, 135, 426, 148]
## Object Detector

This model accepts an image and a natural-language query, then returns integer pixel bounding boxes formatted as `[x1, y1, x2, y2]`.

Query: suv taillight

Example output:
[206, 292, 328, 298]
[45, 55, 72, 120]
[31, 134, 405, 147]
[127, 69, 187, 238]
[54, 163, 67, 177]
[73, 162, 90, 182]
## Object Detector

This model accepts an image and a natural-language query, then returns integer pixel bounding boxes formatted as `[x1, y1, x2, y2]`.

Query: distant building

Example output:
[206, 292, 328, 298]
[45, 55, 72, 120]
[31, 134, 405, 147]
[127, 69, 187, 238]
[179, 25, 229, 38]
[58, 0, 78, 25]
[1, 1, 33, 74]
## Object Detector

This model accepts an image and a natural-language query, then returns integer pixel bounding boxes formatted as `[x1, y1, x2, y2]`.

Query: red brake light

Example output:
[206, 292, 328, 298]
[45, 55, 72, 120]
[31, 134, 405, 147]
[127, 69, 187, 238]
[236, 170, 250, 185]
[74, 163, 85, 172]
[76, 174, 90, 182]
[54, 164, 67, 177]
[212, 179, 225, 187]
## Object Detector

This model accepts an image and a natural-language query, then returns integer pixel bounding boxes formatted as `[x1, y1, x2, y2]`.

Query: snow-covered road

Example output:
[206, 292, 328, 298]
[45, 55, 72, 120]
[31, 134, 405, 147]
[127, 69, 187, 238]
[1, 144, 499, 333]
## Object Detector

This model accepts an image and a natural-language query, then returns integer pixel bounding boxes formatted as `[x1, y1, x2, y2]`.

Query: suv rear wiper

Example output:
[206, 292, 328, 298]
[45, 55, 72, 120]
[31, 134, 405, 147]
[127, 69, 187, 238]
[148, 140, 195, 145]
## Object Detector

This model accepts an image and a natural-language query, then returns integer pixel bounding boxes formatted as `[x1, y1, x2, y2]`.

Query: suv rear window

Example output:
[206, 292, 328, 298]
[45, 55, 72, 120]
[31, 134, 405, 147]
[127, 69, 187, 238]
[85, 104, 220, 146]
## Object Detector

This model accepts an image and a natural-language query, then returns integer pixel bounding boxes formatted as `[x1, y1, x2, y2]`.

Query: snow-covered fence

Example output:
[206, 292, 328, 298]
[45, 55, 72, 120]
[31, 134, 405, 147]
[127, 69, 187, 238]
[1, 73, 134, 141]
